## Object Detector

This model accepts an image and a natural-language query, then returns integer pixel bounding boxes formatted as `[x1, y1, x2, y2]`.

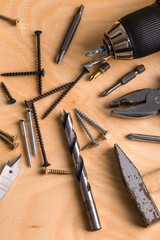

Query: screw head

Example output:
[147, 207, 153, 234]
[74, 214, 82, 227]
[19, 119, 25, 123]
[10, 99, 16, 104]
[25, 109, 32, 113]
[35, 30, 42, 36]
[41, 69, 45, 77]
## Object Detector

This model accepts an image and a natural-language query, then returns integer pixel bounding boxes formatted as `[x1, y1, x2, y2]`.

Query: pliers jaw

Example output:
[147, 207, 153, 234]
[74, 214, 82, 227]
[110, 88, 160, 118]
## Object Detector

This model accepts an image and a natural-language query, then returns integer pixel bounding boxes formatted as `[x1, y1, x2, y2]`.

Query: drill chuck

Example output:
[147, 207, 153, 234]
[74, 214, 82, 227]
[103, 1, 160, 60]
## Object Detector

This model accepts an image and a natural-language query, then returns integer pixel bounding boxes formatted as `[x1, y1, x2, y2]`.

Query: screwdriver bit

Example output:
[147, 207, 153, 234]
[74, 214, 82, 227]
[89, 62, 110, 80]
[101, 65, 145, 97]
[56, 5, 84, 64]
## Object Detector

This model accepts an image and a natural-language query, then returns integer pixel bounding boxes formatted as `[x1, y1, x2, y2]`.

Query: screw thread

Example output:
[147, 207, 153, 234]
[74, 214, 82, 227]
[82, 133, 108, 151]
[25, 81, 74, 107]
[1, 81, 16, 104]
[45, 168, 72, 175]
[0, 129, 17, 141]
[0, 15, 19, 25]
[0, 133, 19, 148]
[35, 31, 42, 95]
[76, 112, 98, 146]
[75, 108, 107, 133]
[42, 68, 89, 120]
[32, 103, 51, 167]
[1, 70, 43, 76]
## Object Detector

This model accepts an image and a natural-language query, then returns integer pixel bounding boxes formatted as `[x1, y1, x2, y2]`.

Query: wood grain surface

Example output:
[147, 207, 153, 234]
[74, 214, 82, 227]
[1, 0, 160, 239]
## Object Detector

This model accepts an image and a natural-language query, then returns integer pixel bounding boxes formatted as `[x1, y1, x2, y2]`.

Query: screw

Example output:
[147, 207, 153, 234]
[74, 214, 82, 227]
[26, 109, 37, 156]
[0, 15, 19, 25]
[76, 112, 99, 148]
[44, 168, 72, 175]
[82, 132, 109, 151]
[0, 129, 17, 142]
[19, 119, 32, 167]
[0, 133, 19, 149]
[42, 67, 89, 120]
[75, 108, 107, 134]
[1, 69, 45, 77]
[35, 31, 43, 95]
[24, 81, 74, 107]
[1, 82, 16, 104]
[31, 103, 51, 167]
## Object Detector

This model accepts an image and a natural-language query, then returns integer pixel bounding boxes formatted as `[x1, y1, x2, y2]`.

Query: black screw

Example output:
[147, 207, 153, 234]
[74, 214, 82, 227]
[31, 103, 51, 167]
[25, 81, 74, 107]
[42, 67, 89, 120]
[1, 82, 16, 104]
[35, 31, 43, 95]
[1, 69, 45, 77]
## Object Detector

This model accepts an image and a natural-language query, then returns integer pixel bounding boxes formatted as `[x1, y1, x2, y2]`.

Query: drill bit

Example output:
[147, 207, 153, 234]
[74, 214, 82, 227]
[84, 54, 111, 68]
[56, 4, 84, 64]
[89, 62, 110, 80]
[85, 46, 106, 57]
[61, 110, 101, 231]
[101, 65, 145, 97]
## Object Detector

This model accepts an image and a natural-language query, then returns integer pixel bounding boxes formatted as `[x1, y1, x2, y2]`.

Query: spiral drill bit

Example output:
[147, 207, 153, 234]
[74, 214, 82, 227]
[61, 110, 101, 231]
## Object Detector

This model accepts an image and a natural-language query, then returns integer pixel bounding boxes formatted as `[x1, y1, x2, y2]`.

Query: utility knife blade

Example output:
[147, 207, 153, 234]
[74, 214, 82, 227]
[0, 154, 21, 200]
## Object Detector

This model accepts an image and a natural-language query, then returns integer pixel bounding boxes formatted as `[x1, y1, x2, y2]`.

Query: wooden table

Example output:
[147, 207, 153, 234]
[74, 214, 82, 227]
[1, 0, 160, 239]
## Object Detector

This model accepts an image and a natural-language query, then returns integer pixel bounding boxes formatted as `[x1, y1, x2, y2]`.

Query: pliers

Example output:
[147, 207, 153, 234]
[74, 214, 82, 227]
[110, 88, 160, 118]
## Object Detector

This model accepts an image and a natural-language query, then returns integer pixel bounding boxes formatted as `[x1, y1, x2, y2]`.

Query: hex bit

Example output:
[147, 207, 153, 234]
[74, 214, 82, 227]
[128, 133, 160, 143]
[101, 65, 145, 97]
[61, 110, 101, 231]
[56, 5, 84, 64]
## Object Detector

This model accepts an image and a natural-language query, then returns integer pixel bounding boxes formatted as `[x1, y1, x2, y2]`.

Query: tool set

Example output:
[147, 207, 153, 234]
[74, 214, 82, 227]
[2, 0, 160, 234]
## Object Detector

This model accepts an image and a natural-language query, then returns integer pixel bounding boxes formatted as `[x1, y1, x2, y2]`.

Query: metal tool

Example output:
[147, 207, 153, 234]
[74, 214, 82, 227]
[0, 154, 21, 200]
[26, 109, 37, 156]
[61, 110, 101, 231]
[101, 65, 145, 97]
[128, 133, 160, 143]
[42, 67, 89, 120]
[114, 144, 160, 227]
[110, 88, 160, 118]
[20, 119, 32, 167]
[89, 62, 110, 81]
[56, 4, 84, 64]
[85, 1, 160, 67]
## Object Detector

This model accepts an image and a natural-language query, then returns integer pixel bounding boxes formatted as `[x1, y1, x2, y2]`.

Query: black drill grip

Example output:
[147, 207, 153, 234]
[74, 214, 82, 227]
[120, 2, 160, 58]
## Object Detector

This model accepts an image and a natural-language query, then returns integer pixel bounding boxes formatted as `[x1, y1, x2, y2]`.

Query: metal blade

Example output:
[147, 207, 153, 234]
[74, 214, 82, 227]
[0, 154, 21, 200]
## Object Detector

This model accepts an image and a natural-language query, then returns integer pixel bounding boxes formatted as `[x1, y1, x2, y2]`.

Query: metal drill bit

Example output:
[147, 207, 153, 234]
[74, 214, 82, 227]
[56, 4, 84, 64]
[89, 62, 110, 80]
[61, 110, 101, 231]
[84, 54, 111, 68]
[128, 133, 160, 143]
[101, 65, 145, 97]
[85, 46, 106, 57]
